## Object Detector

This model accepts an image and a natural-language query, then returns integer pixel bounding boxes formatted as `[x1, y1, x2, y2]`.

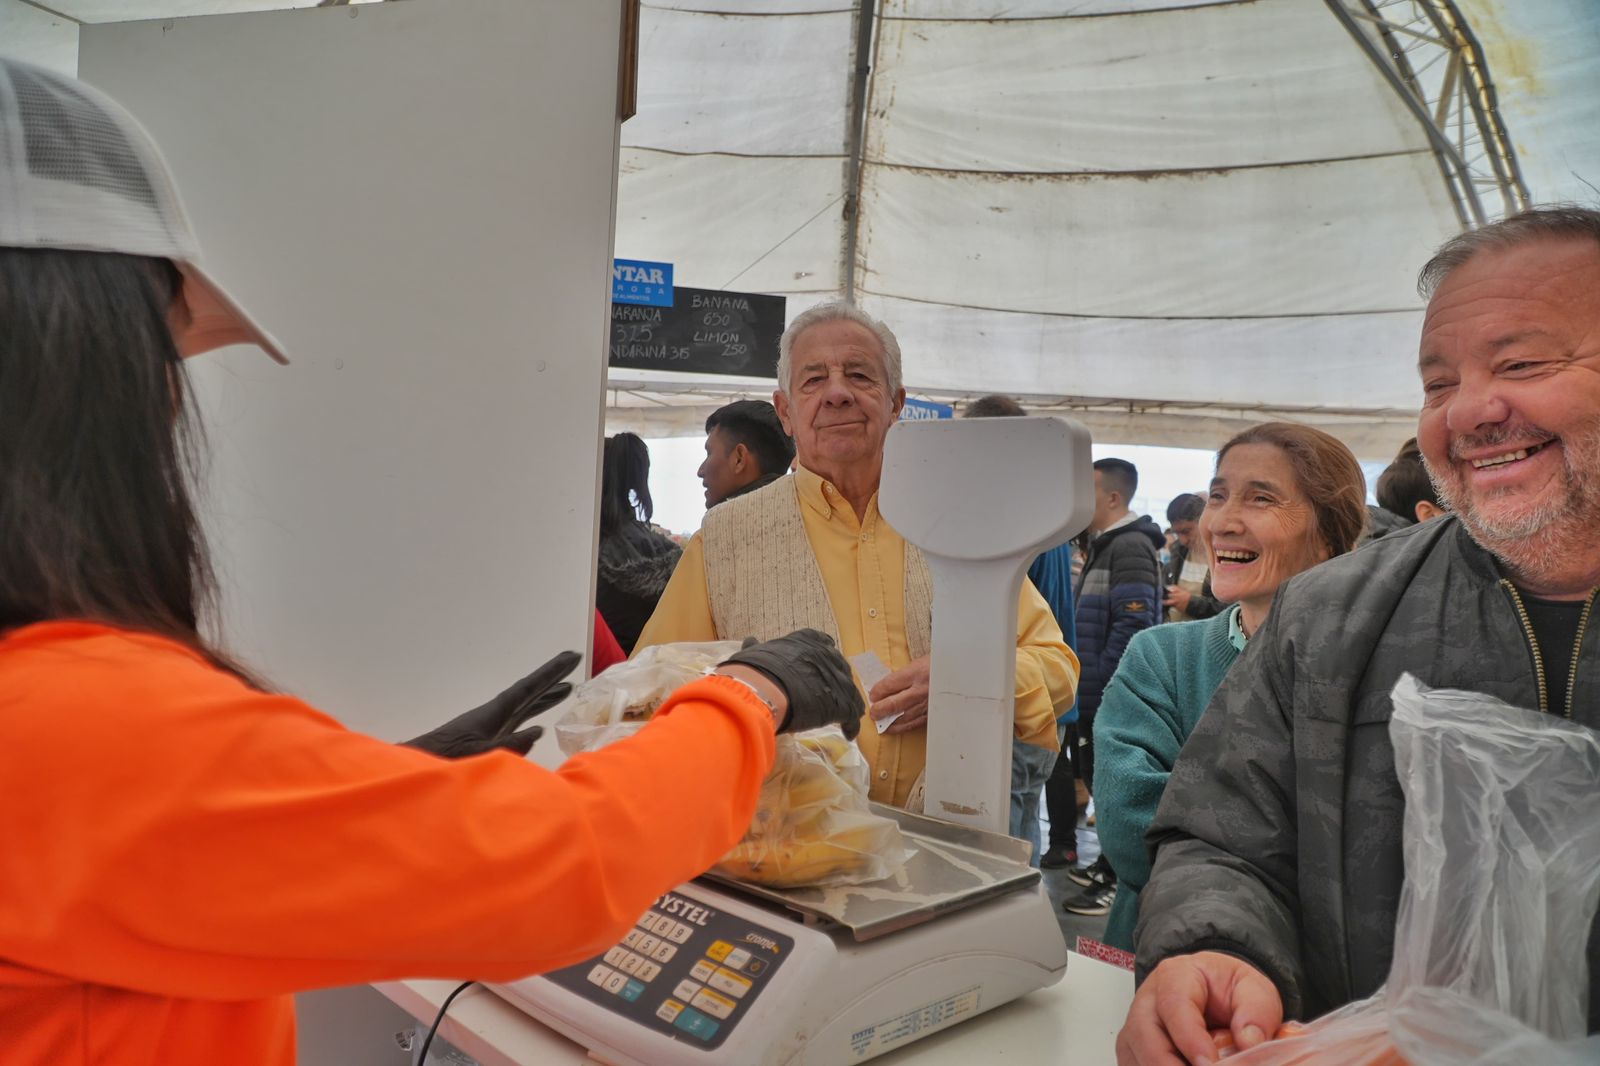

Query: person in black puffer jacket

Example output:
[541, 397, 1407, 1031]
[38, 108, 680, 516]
[1042, 457, 1164, 872]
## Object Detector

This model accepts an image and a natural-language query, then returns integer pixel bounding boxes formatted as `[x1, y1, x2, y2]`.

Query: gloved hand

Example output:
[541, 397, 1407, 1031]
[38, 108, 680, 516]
[719, 630, 864, 740]
[403, 650, 581, 758]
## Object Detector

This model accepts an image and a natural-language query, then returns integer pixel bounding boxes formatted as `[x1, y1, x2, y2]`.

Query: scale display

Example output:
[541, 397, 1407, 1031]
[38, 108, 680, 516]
[540, 890, 794, 1051]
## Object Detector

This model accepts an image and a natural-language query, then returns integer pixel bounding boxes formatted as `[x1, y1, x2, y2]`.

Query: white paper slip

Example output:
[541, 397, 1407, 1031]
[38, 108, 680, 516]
[849, 651, 901, 733]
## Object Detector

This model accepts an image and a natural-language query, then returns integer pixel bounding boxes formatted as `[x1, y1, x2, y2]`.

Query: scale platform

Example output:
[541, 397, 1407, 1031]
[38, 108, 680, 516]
[489, 806, 1068, 1065]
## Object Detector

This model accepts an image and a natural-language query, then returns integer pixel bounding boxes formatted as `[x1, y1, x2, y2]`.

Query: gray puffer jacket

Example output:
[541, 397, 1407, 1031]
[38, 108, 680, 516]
[1135, 516, 1600, 1030]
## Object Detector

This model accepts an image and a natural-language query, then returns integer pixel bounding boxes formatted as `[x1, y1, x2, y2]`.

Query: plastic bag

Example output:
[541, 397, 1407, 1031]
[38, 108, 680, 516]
[712, 727, 917, 889]
[554, 640, 742, 756]
[552, 642, 915, 889]
[1226, 674, 1600, 1066]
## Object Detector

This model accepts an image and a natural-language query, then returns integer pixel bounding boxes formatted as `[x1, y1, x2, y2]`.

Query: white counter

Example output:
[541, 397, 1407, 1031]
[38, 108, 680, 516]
[376, 950, 1134, 1066]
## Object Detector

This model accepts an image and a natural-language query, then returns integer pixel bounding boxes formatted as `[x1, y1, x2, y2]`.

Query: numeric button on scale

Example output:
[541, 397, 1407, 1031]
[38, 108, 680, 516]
[664, 922, 694, 944]
[649, 941, 677, 963]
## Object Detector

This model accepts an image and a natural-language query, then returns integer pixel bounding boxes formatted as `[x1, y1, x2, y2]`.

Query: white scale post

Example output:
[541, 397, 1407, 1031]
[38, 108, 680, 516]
[880, 415, 1096, 832]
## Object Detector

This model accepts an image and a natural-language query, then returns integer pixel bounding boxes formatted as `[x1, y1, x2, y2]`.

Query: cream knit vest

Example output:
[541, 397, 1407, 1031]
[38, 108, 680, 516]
[702, 475, 933, 659]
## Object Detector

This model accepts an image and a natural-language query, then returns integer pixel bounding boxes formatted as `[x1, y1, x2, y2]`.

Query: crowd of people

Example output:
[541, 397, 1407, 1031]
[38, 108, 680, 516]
[2, 53, 1596, 1065]
[600, 210, 1599, 1063]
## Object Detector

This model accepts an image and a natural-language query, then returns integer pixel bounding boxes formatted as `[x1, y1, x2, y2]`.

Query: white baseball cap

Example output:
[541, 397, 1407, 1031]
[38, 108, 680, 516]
[0, 55, 288, 364]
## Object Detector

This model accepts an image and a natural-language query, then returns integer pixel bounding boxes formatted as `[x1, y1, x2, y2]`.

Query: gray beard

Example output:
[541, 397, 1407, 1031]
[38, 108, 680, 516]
[1425, 423, 1600, 590]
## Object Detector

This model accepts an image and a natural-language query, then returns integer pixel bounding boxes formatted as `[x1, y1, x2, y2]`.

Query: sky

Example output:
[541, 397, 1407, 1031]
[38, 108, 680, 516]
[640, 434, 1388, 538]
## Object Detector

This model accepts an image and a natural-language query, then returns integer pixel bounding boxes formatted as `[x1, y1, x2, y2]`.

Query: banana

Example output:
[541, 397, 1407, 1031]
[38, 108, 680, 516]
[716, 815, 895, 888]
[719, 730, 897, 888]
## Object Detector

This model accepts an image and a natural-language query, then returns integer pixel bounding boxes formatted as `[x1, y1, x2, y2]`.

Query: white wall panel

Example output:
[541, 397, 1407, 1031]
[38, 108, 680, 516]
[81, 0, 619, 742]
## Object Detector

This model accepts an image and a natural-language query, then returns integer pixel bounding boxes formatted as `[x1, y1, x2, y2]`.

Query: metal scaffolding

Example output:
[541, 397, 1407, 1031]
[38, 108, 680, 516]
[1323, 0, 1530, 228]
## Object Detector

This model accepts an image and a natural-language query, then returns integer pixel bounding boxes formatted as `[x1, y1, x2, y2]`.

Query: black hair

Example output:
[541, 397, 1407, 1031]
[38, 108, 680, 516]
[1376, 438, 1441, 523]
[600, 432, 654, 534]
[1092, 457, 1139, 502]
[0, 247, 250, 679]
[704, 400, 794, 476]
[1166, 492, 1205, 525]
[962, 394, 1027, 418]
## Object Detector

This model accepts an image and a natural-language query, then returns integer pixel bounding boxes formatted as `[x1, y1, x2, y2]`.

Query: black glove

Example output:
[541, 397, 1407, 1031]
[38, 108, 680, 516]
[719, 629, 864, 741]
[403, 650, 581, 758]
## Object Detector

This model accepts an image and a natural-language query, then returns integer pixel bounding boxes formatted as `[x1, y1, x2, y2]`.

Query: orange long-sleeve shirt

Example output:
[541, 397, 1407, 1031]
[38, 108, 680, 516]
[0, 621, 776, 1066]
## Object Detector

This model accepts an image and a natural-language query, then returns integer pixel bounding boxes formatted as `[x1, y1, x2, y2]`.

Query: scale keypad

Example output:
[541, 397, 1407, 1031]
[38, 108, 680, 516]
[543, 889, 793, 1051]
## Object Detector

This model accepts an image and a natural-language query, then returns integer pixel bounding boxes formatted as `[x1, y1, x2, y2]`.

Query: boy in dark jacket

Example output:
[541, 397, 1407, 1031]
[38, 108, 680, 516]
[1046, 459, 1163, 897]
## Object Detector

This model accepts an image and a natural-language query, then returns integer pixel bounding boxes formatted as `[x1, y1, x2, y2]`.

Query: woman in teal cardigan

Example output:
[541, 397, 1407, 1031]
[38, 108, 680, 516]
[1090, 423, 1370, 949]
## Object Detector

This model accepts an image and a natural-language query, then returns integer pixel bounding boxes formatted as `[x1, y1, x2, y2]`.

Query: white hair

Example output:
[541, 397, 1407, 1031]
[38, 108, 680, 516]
[775, 300, 903, 397]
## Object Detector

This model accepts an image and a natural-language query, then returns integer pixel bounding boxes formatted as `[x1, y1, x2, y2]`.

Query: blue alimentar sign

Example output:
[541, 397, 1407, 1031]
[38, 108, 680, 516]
[900, 398, 954, 420]
[612, 259, 674, 307]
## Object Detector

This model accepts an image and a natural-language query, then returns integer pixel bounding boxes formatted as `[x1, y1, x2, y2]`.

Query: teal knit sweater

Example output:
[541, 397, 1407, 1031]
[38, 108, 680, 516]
[1094, 607, 1242, 949]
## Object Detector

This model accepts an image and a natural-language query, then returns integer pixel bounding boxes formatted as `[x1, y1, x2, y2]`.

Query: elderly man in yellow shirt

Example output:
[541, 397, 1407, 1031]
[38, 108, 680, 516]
[634, 301, 1079, 812]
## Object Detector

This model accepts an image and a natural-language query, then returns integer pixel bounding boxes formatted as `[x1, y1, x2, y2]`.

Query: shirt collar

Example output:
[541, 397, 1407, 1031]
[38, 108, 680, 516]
[1226, 603, 1249, 652]
[795, 463, 877, 525]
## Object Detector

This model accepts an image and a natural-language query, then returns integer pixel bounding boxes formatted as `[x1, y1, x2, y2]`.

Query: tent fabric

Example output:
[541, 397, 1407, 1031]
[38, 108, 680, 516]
[2, 0, 1596, 456]
[607, 0, 1537, 455]
[605, 0, 1599, 455]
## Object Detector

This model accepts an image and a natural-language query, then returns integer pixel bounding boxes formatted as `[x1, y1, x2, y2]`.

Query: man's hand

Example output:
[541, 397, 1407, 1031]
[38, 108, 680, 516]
[1116, 952, 1283, 1066]
[402, 651, 581, 759]
[1164, 585, 1193, 612]
[868, 655, 930, 735]
[718, 629, 864, 739]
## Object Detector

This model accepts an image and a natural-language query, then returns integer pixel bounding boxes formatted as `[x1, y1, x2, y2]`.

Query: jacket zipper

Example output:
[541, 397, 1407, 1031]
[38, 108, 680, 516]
[1499, 580, 1549, 716]
[1564, 590, 1597, 720]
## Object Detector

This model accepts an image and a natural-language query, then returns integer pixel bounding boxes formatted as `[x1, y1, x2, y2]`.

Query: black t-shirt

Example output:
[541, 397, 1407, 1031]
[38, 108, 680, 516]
[1521, 592, 1586, 716]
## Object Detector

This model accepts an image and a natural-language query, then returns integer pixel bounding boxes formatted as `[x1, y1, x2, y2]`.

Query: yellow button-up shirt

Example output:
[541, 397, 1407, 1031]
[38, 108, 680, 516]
[633, 466, 1079, 807]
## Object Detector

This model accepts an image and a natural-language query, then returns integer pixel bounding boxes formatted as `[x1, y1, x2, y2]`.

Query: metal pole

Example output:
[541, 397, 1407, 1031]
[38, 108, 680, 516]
[1322, 0, 1487, 225]
[842, 0, 879, 301]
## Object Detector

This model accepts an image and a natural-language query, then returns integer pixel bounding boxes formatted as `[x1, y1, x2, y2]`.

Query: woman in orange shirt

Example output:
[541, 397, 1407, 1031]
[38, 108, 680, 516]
[0, 57, 862, 1065]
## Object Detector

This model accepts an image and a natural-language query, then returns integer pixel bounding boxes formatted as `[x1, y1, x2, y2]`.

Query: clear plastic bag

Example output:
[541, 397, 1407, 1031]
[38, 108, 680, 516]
[552, 642, 915, 889]
[712, 727, 916, 889]
[1226, 674, 1600, 1066]
[553, 640, 742, 756]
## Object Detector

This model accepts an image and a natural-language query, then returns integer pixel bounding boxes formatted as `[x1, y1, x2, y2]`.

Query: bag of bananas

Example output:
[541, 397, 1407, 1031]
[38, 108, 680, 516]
[712, 728, 916, 889]
[552, 642, 915, 889]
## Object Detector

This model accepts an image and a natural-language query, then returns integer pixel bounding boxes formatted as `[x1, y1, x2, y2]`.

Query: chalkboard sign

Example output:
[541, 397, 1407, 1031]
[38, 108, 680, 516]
[609, 286, 785, 378]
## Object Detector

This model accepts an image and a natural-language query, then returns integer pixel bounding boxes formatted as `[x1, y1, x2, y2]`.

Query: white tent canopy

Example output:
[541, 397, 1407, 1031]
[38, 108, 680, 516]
[4, 0, 1598, 457]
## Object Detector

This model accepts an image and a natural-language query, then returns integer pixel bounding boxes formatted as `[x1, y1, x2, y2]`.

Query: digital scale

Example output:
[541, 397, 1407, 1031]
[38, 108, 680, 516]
[492, 416, 1095, 1064]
